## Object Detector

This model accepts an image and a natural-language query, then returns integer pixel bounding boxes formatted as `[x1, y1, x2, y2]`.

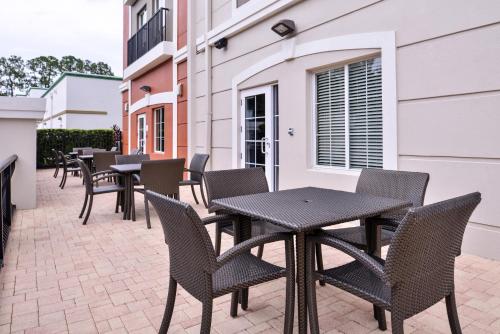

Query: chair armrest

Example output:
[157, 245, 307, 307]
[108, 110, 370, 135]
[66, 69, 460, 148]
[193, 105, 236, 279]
[184, 168, 202, 174]
[216, 233, 292, 268]
[310, 232, 385, 280]
[92, 170, 113, 178]
[67, 159, 79, 164]
[133, 174, 141, 183]
[93, 173, 120, 183]
[201, 214, 235, 225]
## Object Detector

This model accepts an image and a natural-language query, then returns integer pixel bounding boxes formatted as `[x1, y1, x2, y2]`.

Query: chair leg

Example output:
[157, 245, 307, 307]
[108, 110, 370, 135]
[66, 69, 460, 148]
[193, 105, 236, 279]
[307, 241, 320, 334]
[79, 194, 89, 218]
[61, 171, 68, 189]
[159, 277, 177, 334]
[256, 245, 264, 259]
[391, 312, 405, 334]
[82, 195, 93, 225]
[200, 300, 213, 333]
[115, 192, 120, 214]
[199, 182, 208, 208]
[59, 170, 65, 188]
[145, 195, 151, 229]
[446, 290, 462, 334]
[190, 185, 199, 204]
[315, 244, 325, 286]
[131, 189, 136, 221]
[53, 165, 59, 178]
[375, 306, 387, 330]
[215, 223, 222, 256]
[230, 292, 239, 318]
[241, 290, 248, 310]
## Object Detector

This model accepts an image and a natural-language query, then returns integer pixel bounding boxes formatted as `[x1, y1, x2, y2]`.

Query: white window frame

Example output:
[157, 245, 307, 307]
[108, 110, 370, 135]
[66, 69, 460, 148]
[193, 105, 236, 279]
[312, 55, 385, 172]
[137, 113, 147, 154]
[137, 5, 147, 30]
[154, 107, 165, 153]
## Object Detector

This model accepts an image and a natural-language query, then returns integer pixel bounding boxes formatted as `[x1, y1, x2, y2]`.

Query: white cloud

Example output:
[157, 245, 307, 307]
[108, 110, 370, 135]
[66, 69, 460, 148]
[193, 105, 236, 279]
[0, 0, 123, 75]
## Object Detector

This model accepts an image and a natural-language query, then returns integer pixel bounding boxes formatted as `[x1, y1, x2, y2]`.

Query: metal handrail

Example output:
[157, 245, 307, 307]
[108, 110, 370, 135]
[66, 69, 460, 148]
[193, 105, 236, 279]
[0, 154, 17, 267]
[127, 8, 170, 66]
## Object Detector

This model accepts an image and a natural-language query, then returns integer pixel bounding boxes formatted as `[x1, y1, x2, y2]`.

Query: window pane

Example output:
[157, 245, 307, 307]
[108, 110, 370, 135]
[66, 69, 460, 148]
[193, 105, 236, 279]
[245, 97, 255, 118]
[348, 57, 382, 169]
[256, 94, 265, 117]
[315, 67, 345, 167]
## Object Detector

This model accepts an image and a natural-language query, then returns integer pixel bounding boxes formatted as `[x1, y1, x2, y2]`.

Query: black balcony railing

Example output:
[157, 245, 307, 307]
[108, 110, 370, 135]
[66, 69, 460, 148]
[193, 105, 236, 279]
[0, 155, 16, 267]
[127, 8, 170, 66]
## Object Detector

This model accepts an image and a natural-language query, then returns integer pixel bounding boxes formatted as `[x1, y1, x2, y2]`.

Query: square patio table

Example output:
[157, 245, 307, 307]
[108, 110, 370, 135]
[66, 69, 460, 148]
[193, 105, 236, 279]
[110, 163, 141, 221]
[213, 186, 411, 334]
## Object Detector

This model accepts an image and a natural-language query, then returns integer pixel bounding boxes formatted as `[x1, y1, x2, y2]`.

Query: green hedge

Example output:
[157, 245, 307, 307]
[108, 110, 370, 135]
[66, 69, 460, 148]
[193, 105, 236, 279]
[37, 129, 115, 168]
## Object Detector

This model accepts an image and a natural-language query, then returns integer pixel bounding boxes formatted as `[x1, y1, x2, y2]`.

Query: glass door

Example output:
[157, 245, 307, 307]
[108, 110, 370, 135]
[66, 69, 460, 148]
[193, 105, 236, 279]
[240, 86, 278, 190]
[137, 114, 146, 154]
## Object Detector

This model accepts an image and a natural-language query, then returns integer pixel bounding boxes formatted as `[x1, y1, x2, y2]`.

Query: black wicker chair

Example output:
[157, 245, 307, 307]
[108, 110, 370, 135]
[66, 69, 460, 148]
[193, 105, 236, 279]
[204, 168, 289, 258]
[146, 190, 295, 334]
[137, 159, 185, 228]
[180, 153, 209, 207]
[325, 169, 430, 254]
[57, 151, 81, 189]
[52, 149, 63, 178]
[306, 192, 481, 334]
[76, 159, 125, 225]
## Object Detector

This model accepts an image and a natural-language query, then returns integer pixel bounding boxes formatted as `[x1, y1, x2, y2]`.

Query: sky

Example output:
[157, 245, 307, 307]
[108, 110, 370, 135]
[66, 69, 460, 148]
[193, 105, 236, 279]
[0, 0, 123, 76]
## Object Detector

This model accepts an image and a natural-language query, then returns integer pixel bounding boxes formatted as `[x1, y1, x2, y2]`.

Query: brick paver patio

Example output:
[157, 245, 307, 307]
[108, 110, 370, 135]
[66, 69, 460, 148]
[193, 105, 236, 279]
[1, 169, 500, 333]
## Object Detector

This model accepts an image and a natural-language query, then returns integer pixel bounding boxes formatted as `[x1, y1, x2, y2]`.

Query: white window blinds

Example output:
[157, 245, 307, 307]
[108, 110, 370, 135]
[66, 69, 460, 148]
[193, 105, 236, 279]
[315, 57, 382, 169]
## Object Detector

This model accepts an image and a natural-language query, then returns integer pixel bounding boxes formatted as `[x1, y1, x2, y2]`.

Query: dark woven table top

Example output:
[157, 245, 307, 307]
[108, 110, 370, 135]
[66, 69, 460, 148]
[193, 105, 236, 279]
[213, 187, 411, 232]
[110, 164, 142, 174]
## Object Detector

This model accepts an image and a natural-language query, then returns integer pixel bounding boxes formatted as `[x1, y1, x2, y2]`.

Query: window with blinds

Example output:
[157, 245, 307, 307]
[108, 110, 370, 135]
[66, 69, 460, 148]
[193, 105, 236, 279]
[315, 57, 382, 169]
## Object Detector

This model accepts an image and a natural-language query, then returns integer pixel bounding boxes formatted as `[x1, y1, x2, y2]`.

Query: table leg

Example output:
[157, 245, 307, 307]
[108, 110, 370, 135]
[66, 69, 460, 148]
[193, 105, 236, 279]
[122, 174, 131, 220]
[296, 231, 307, 334]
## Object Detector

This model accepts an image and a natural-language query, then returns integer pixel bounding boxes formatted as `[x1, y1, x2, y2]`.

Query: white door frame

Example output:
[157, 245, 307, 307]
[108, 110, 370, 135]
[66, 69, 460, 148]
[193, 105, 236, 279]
[240, 85, 274, 188]
[137, 113, 147, 153]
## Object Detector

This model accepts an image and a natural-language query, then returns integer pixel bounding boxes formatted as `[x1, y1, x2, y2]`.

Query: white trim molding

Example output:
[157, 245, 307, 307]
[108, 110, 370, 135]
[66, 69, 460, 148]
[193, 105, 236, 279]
[174, 46, 187, 63]
[231, 31, 398, 169]
[129, 91, 175, 113]
[123, 41, 175, 81]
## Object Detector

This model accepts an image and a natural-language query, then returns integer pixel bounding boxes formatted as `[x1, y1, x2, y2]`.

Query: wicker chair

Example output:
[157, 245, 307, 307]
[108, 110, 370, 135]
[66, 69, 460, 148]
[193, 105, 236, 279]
[94, 151, 119, 174]
[180, 153, 209, 207]
[57, 151, 81, 189]
[130, 148, 141, 155]
[75, 159, 125, 225]
[204, 168, 288, 258]
[136, 159, 185, 228]
[52, 149, 63, 178]
[306, 192, 481, 334]
[325, 169, 430, 254]
[146, 190, 295, 333]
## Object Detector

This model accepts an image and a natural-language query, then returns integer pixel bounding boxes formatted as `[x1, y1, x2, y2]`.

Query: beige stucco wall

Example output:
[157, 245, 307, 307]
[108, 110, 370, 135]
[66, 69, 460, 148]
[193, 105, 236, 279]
[190, 0, 500, 259]
[0, 97, 45, 209]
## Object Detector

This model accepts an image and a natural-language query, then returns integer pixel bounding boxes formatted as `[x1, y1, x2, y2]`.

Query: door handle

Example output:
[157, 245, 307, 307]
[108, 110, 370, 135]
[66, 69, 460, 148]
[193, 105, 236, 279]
[260, 137, 269, 154]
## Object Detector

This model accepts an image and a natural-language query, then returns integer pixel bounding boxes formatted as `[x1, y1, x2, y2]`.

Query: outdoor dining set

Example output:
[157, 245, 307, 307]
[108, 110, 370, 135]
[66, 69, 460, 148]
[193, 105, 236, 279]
[51, 147, 481, 334]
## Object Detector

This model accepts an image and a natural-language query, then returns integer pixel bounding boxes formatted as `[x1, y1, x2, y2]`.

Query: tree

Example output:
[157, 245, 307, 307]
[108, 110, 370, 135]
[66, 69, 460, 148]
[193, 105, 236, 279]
[0, 55, 115, 94]
[25, 56, 60, 88]
[59, 55, 85, 73]
[0, 56, 27, 96]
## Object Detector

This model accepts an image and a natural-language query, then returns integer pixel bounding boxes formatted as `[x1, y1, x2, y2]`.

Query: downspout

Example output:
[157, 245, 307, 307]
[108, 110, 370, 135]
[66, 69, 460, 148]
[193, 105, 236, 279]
[186, 0, 196, 162]
[204, 0, 213, 170]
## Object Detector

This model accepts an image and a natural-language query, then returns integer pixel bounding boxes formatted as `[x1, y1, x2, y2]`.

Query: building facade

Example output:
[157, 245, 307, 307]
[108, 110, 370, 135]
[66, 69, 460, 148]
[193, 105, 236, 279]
[121, 0, 500, 260]
[39, 72, 122, 130]
[186, 0, 500, 259]
[121, 0, 188, 161]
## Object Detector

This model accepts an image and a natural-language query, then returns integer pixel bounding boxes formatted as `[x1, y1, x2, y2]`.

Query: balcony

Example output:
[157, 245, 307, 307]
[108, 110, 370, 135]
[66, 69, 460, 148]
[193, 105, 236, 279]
[124, 8, 174, 81]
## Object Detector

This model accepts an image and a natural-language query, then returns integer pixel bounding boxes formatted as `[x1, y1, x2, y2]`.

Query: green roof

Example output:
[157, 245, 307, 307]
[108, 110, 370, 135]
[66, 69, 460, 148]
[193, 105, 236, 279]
[41, 72, 123, 98]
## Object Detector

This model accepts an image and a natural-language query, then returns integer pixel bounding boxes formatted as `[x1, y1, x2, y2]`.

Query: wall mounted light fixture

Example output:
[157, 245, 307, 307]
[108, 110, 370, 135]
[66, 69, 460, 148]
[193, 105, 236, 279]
[271, 19, 296, 37]
[214, 37, 228, 49]
[140, 85, 152, 93]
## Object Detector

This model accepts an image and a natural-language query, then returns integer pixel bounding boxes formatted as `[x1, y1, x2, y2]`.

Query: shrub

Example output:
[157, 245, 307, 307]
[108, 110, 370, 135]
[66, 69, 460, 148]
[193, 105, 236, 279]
[37, 129, 115, 168]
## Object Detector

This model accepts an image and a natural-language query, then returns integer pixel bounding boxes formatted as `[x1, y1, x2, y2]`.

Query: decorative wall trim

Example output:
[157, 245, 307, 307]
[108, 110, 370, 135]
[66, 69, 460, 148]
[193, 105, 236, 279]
[230, 31, 398, 170]
[123, 41, 175, 81]
[129, 91, 175, 113]
[43, 110, 108, 122]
